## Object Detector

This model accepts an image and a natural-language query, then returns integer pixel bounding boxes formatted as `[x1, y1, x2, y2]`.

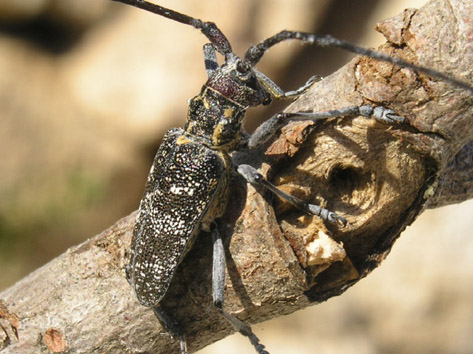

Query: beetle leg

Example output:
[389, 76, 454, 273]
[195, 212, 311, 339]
[203, 43, 218, 78]
[248, 104, 406, 149]
[153, 306, 187, 354]
[211, 224, 269, 354]
[237, 164, 347, 226]
[254, 69, 321, 99]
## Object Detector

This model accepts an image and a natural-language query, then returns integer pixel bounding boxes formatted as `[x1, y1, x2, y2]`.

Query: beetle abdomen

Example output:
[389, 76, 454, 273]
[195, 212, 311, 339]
[127, 128, 227, 307]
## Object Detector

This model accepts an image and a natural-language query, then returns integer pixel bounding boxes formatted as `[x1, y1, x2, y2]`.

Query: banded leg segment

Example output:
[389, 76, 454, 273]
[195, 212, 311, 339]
[237, 164, 347, 226]
[248, 104, 406, 149]
[211, 224, 269, 354]
[203, 43, 218, 78]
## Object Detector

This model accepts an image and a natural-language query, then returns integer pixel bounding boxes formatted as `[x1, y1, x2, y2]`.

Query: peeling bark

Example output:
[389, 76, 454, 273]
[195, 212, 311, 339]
[1, 0, 472, 353]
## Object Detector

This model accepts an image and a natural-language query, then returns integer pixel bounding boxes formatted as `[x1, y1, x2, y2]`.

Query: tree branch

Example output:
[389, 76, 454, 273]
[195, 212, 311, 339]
[1, 0, 472, 353]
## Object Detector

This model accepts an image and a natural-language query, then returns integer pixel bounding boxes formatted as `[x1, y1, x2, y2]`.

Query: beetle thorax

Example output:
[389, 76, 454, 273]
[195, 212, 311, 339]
[184, 86, 246, 149]
[184, 58, 271, 149]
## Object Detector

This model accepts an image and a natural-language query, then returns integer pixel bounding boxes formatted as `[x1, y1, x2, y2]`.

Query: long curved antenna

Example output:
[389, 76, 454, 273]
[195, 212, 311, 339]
[244, 31, 473, 93]
[112, 0, 233, 57]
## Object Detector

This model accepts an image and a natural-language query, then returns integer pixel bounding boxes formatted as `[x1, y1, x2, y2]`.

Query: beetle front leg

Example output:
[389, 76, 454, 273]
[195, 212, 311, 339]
[254, 69, 321, 99]
[211, 224, 269, 354]
[203, 43, 218, 78]
[248, 104, 406, 149]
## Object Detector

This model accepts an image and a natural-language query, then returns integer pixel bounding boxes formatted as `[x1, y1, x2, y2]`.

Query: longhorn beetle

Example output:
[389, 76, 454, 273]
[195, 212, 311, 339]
[113, 1, 473, 353]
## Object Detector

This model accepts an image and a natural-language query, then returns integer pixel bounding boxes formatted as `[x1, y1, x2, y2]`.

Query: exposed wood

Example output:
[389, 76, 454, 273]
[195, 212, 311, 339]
[1, 0, 472, 353]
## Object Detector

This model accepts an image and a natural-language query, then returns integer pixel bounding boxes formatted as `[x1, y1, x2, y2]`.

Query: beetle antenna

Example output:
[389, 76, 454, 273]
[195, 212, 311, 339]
[244, 31, 473, 93]
[112, 0, 234, 58]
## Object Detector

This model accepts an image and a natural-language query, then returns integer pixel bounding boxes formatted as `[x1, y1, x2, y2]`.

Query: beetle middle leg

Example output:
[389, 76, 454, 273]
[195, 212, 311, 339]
[211, 223, 269, 354]
[237, 164, 347, 226]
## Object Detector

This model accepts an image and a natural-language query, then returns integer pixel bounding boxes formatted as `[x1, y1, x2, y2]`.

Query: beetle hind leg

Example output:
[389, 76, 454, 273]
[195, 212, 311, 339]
[153, 306, 187, 354]
[211, 224, 270, 354]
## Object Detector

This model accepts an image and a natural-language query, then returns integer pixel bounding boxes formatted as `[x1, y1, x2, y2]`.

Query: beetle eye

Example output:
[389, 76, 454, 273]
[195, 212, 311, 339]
[236, 60, 250, 74]
[262, 96, 272, 106]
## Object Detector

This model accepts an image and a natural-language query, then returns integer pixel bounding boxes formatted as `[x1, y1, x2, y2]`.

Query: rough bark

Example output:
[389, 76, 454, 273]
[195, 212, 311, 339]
[1, 0, 472, 353]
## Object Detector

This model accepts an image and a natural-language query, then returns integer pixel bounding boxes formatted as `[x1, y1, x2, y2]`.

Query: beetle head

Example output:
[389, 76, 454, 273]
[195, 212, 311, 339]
[206, 56, 272, 108]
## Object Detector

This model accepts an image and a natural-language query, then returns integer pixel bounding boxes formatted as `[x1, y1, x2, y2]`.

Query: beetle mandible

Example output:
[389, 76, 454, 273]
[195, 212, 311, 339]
[112, 1, 473, 353]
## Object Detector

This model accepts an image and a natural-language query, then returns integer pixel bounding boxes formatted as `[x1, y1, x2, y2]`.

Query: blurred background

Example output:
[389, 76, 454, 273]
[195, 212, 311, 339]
[0, 0, 471, 353]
